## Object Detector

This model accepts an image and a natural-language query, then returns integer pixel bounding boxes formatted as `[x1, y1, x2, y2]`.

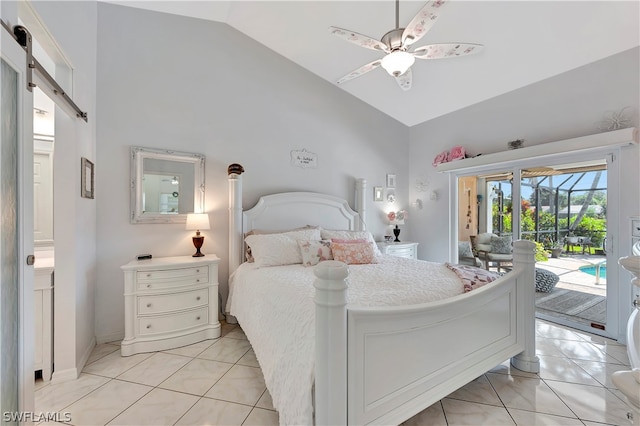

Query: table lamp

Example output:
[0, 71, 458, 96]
[186, 213, 210, 257]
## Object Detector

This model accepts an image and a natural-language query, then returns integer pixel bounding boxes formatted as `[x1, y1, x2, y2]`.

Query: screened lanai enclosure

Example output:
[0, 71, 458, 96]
[487, 164, 607, 252]
[458, 159, 609, 333]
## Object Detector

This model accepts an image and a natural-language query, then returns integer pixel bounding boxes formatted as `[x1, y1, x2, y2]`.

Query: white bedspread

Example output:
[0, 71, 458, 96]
[228, 255, 464, 425]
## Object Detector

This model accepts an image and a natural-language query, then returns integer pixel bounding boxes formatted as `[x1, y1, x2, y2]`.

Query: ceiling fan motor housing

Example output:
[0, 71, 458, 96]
[381, 28, 406, 51]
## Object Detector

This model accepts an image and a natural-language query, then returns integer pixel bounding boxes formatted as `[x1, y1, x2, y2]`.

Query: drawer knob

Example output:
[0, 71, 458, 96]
[146, 273, 151, 277]
[196, 269, 200, 273]
[196, 316, 201, 320]
[196, 296, 201, 301]
[196, 279, 200, 282]
[146, 284, 151, 288]
[146, 324, 151, 329]
[146, 303, 151, 308]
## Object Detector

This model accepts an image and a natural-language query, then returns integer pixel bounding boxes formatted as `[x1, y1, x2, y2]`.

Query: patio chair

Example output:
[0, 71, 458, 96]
[565, 236, 593, 254]
[579, 237, 593, 254]
[470, 233, 513, 272]
[565, 236, 581, 253]
[458, 241, 482, 267]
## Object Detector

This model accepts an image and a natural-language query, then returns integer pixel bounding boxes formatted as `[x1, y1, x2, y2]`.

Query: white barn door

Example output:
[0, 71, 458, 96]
[1, 21, 35, 417]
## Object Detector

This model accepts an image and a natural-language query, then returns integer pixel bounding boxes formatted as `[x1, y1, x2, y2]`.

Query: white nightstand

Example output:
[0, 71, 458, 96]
[377, 242, 419, 259]
[120, 255, 221, 356]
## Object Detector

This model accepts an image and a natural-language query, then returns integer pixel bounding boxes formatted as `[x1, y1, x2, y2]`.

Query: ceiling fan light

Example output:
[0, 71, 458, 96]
[381, 51, 415, 77]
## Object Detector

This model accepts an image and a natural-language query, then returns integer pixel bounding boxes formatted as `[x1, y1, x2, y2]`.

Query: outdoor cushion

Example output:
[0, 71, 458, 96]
[535, 268, 560, 293]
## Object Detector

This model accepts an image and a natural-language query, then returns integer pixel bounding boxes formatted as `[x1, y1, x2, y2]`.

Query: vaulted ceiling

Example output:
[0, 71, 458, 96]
[104, 1, 639, 127]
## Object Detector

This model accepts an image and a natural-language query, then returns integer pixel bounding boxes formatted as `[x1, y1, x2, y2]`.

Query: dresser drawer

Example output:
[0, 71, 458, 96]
[137, 288, 208, 315]
[137, 307, 208, 335]
[377, 242, 418, 259]
[388, 246, 415, 258]
[137, 273, 209, 291]
[137, 266, 208, 282]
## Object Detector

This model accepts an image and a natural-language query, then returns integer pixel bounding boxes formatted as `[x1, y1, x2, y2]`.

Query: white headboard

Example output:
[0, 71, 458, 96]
[228, 165, 366, 274]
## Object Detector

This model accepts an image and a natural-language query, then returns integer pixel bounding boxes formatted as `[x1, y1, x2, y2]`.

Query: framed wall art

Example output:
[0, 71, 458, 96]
[386, 174, 396, 188]
[81, 157, 94, 199]
[373, 186, 383, 202]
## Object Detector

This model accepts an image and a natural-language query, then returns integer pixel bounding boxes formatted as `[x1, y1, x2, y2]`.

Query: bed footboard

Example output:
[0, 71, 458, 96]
[314, 240, 538, 425]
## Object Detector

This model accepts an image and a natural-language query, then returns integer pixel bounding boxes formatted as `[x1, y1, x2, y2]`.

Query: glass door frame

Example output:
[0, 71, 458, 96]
[449, 149, 621, 340]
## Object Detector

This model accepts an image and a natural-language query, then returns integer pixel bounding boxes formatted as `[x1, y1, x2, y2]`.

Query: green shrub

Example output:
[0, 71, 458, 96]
[534, 241, 548, 262]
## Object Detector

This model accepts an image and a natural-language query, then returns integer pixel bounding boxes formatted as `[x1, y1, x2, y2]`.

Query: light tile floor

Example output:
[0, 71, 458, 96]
[35, 320, 634, 425]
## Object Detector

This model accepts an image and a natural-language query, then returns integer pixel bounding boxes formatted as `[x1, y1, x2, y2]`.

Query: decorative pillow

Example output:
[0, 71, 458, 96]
[490, 235, 512, 254]
[445, 263, 502, 292]
[330, 238, 368, 244]
[535, 268, 559, 293]
[331, 242, 378, 265]
[298, 240, 333, 267]
[245, 226, 319, 262]
[245, 228, 321, 267]
[320, 230, 381, 255]
[458, 241, 473, 258]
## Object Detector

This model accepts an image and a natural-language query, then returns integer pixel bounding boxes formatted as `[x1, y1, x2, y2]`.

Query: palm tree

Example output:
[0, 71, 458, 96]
[569, 171, 602, 232]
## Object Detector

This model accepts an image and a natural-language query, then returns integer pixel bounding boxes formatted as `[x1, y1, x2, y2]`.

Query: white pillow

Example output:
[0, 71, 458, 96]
[320, 230, 381, 255]
[244, 225, 319, 262]
[245, 228, 321, 267]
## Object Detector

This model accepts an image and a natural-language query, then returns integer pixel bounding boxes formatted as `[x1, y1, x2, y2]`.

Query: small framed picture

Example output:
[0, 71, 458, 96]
[386, 174, 396, 188]
[81, 157, 94, 199]
[373, 186, 383, 202]
[386, 190, 396, 203]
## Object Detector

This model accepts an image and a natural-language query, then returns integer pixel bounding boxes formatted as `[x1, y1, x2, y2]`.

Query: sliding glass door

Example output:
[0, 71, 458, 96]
[520, 161, 611, 335]
[456, 154, 618, 339]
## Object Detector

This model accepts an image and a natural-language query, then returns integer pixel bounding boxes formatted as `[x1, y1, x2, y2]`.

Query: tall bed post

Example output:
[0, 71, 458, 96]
[355, 178, 367, 231]
[314, 261, 349, 425]
[510, 239, 540, 373]
[228, 164, 244, 275]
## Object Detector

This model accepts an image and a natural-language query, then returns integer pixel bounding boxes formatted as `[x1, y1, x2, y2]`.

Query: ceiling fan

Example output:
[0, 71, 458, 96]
[329, 0, 483, 91]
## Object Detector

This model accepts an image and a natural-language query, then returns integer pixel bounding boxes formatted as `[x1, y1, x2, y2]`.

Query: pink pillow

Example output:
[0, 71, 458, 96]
[331, 238, 368, 244]
[331, 242, 378, 265]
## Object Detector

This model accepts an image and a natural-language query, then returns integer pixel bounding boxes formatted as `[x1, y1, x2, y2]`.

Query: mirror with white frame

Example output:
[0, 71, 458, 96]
[130, 146, 205, 224]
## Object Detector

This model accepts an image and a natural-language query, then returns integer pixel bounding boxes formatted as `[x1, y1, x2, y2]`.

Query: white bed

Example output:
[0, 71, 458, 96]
[227, 169, 539, 425]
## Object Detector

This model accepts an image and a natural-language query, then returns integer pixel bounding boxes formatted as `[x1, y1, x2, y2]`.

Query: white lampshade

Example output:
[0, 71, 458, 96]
[381, 51, 415, 77]
[185, 213, 210, 231]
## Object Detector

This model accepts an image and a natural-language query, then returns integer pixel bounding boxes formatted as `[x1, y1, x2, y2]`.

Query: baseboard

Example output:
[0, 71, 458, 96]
[51, 368, 79, 383]
[77, 336, 96, 373]
[96, 331, 124, 345]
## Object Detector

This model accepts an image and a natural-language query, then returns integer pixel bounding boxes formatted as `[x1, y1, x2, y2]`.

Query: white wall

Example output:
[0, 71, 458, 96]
[95, 4, 409, 341]
[409, 47, 640, 340]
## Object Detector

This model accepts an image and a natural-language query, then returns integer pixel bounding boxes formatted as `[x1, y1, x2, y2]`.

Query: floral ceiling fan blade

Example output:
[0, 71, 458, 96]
[402, 0, 448, 47]
[394, 68, 412, 91]
[336, 59, 383, 85]
[413, 43, 483, 59]
[328, 26, 390, 53]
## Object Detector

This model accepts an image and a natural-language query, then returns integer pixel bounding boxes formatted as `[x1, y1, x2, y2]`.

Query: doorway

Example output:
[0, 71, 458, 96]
[33, 87, 55, 385]
[457, 155, 617, 339]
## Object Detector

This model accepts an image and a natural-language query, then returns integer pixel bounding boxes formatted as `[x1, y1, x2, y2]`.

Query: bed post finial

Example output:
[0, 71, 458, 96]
[314, 261, 348, 425]
[228, 163, 244, 176]
[511, 239, 540, 373]
[355, 178, 367, 231]
[229, 164, 244, 275]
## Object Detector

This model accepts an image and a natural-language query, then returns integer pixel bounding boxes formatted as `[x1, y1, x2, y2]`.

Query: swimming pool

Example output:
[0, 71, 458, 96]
[579, 263, 607, 279]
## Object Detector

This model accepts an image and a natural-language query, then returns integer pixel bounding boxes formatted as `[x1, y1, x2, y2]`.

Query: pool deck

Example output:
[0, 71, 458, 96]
[535, 254, 606, 296]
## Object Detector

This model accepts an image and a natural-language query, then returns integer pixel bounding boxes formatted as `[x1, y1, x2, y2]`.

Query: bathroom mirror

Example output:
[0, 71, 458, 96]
[130, 146, 205, 224]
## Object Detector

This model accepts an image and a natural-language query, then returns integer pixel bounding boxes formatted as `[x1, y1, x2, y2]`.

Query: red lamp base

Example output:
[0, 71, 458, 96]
[192, 235, 205, 257]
